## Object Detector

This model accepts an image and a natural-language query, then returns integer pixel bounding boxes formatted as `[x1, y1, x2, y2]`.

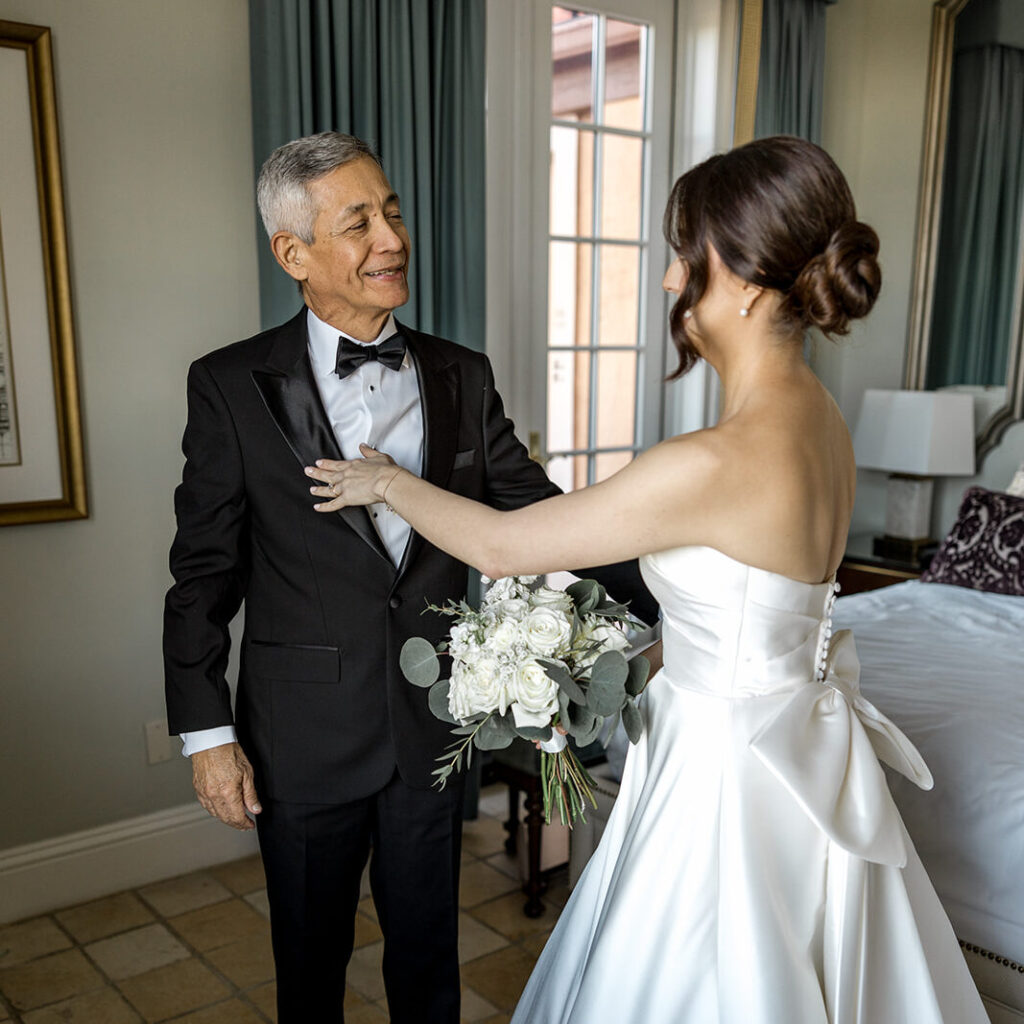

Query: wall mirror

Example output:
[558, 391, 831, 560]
[905, 0, 1024, 464]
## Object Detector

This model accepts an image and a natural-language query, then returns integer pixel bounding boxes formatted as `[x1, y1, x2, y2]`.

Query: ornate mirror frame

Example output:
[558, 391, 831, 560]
[905, 0, 1024, 464]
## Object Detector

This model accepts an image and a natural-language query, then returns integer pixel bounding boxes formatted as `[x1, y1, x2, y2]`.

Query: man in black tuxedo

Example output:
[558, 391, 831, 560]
[164, 131, 653, 1023]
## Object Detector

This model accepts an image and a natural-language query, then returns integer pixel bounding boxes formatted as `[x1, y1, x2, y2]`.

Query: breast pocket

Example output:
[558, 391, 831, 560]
[452, 449, 476, 471]
[245, 640, 341, 683]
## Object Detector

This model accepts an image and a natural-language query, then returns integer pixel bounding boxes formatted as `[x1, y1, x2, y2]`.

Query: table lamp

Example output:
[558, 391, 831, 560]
[852, 389, 976, 559]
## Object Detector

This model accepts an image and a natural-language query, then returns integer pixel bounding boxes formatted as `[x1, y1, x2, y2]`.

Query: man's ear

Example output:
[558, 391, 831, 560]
[270, 231, 309, 282]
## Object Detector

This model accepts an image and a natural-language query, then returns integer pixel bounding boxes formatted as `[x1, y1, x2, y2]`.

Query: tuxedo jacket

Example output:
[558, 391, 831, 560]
[163, 309, 653, 805]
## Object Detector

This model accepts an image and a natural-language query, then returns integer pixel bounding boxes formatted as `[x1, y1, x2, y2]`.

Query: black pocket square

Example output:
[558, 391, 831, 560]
[453, 449, 476, 470]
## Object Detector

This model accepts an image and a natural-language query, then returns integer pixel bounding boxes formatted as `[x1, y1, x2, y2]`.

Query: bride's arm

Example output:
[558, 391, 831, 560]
[305, 438, 719, 578]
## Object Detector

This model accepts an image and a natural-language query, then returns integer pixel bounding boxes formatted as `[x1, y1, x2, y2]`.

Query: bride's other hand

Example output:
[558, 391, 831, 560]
[534, 723, 568, 750]
[305, 444, 403, 511]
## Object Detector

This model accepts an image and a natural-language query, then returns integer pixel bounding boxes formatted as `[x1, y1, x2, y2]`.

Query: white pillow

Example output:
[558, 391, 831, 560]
[1009, 461, 1024, 497]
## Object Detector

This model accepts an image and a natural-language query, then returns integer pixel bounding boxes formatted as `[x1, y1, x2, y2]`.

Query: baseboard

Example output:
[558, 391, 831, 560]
[0, 803, 259, 924]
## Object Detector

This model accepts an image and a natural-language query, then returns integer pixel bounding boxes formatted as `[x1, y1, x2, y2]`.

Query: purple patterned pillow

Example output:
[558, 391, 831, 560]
[920, 486, 1024, 595]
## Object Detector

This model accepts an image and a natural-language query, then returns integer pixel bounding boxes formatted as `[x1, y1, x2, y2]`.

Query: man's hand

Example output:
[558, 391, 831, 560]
[191, 742, 262, 831]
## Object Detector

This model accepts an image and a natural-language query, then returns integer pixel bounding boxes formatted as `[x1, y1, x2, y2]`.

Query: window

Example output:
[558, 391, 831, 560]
[546, 8, 653, 491]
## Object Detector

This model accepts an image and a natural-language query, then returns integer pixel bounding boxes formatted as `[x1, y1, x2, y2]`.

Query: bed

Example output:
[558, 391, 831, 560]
[834, 579, 1024, 1022]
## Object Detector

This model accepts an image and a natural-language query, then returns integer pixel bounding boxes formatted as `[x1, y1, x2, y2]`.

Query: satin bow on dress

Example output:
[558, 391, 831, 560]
[750, 628, 933, 867]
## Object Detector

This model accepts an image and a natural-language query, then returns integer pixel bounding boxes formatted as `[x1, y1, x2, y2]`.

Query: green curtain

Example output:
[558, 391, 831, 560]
[754, 0, 837, 143]
[926, 44, 1024, 388]
[248, 0, 486, 348]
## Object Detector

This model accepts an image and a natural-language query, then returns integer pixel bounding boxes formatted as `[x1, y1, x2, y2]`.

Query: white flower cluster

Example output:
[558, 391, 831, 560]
[447, 576, 629, 730]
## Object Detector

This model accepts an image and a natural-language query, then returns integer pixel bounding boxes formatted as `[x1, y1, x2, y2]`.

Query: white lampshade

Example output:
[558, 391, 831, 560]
[852, 389, 976, 477]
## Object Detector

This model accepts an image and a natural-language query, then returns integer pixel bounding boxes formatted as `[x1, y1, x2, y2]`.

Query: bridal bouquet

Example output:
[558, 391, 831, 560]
[400, 576, 650, 825]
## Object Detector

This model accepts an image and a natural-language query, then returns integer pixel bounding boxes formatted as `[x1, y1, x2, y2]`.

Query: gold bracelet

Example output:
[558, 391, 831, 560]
[380, 470, 401, 513]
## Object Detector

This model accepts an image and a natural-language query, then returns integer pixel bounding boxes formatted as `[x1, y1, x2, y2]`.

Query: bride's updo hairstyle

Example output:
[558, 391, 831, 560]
[663, 135, 881, 378]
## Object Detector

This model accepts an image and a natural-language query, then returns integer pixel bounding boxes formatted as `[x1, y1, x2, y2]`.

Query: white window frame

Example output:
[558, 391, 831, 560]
[485, 0, 742, 453]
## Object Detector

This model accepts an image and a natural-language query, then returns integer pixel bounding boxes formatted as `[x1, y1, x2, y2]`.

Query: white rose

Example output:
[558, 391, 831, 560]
[521, 607, 573, 656]
[508, 659, 560, 729]
[449, 654, 506, 721]
[484, 618, 522, 653]
[575, 621, 629, 669]
[488, 597, 529, 621]
[528, 586, 573, 613]
[588, 622, 629, 652]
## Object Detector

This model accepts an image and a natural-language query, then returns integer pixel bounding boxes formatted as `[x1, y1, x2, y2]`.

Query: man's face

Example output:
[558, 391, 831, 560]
[280, 157, 411, 339]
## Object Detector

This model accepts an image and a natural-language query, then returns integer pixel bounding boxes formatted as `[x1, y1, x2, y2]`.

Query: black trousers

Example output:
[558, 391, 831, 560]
[256, 771, 465, 1023]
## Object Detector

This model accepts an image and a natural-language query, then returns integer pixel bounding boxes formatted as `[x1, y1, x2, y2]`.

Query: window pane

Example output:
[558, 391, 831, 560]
[595, 350, 637, 448]
[597, 245, 640, 347]
[550, 126, 594, 237]
[603, 20, 645, 130]
[547, 348, 591, 455]
[547, 453, 590, 493]
[548, 242, 593, 348]
[595, 449, 635, 482]
[552, 8, 594, 122]
[599, 134, 643, 240]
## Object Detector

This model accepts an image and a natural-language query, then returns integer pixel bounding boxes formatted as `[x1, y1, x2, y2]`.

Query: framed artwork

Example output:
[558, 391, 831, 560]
[0, 20, 86, 526]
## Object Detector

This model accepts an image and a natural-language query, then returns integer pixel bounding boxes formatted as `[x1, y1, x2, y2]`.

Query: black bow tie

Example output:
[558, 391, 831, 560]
[334, 333, 407, 379]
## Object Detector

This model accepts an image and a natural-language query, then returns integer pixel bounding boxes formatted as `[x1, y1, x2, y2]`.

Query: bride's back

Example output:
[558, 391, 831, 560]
[692, 371, 856, 585]
[655, 136, 879, 585]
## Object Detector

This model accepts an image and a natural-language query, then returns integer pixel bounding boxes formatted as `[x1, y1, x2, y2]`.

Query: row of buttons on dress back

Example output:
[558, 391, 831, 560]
[815, 581, 841, 683]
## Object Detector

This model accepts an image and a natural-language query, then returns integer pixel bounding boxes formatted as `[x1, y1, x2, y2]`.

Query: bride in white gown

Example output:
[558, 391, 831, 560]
[307, 136, 988, 1023]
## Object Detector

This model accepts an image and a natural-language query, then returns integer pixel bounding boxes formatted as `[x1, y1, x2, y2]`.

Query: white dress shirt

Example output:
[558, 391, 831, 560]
[181, 308, 424, 757]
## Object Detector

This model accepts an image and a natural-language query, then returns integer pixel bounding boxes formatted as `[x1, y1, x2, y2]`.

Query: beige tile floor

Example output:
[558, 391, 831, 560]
[0, 786, 569, 1023]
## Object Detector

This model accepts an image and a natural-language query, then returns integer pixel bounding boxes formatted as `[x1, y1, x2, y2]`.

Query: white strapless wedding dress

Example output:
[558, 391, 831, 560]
[511, 545, 988, 1023]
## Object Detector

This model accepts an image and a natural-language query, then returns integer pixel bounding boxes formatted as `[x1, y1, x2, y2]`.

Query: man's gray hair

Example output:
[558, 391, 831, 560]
[256, 132, 380, 243]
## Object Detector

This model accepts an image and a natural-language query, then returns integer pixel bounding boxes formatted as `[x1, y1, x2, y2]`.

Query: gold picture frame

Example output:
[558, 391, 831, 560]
[0, 20, 86, 526]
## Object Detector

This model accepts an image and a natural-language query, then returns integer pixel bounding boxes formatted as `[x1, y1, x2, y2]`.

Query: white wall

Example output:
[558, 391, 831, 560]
[818, 0, 1024, 537]
[0, 0, 260, 851]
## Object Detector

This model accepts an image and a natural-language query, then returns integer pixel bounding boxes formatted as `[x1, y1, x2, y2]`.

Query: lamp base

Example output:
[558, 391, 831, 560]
[884, 474, 934, 540]
[872, 534, 936, 565]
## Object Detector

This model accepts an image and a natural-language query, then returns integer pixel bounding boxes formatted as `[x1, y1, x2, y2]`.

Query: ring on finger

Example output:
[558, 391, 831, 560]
[331, 481, 341, 496]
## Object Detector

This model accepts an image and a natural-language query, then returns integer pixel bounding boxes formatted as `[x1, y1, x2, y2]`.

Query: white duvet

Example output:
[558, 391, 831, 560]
[834, 580, 1024, 961]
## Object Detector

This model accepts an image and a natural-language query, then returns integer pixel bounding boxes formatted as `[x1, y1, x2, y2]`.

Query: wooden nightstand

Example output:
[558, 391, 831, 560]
[837, 533, 935, 596]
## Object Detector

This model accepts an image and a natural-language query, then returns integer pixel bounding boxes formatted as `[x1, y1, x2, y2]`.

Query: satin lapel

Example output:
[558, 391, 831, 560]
[397, 326, 460, 578]
[251, 312, 392, 564]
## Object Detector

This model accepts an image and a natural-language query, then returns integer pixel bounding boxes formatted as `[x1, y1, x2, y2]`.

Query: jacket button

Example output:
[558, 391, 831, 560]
[389, 595, 402, 609]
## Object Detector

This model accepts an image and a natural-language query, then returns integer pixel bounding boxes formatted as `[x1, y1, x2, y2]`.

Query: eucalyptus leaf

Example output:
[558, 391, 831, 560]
[428, 679, 458, 724]
[625, 654, 651, 697]
[590, 650, 629, 688]
[587, 674, 625, 717]
[574, 714, 604, 747]
[622, 696, 643, 743]
[558, 688, 572, 722]
[566, 579, 599, 614]
[601, 710, 621, 747]
[566, 706, 599, 743]
[400, 637, 441, 687]
[539, 659, 586, 705]
[474, 713, 515, 751]
[516, 724, 553, 741]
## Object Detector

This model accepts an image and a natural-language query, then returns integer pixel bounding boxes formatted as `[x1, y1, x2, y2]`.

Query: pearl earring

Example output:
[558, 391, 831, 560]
[683, 310, 693, 320]
[739, 307, 750, 318]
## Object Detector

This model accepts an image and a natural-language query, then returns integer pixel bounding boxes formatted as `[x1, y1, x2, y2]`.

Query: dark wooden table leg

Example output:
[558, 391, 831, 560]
[522, 785, 547, 917]
[504, 783, 519, 855]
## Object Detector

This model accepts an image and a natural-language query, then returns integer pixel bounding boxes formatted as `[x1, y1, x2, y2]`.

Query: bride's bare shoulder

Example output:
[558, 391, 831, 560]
[634, 429, 728, 481]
